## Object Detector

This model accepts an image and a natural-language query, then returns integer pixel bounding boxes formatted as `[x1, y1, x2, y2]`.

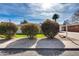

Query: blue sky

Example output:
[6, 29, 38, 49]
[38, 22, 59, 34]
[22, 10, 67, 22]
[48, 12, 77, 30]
[0, 3, 79, 24]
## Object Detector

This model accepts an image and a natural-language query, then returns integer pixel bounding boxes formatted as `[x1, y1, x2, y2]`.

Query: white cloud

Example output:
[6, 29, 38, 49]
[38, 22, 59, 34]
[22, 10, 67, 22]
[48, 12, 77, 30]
[0, 3, 79, 24]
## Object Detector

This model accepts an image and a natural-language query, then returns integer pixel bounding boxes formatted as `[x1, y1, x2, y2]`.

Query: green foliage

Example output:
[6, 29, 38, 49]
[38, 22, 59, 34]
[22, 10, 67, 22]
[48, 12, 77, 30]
[0, 22, 18, 39]
[21, 23, 40, 39]
[21, 20, 28, 24]
[52, 14, 59, 22]
[41, 19, 59, 39]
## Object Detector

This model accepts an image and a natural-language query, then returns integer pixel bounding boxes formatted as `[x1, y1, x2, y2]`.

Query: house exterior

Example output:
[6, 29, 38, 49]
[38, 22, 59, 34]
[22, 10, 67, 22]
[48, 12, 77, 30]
[16, 28, 22, 33]
[60, 23, 79, 32]
[16, 25, 22, 33]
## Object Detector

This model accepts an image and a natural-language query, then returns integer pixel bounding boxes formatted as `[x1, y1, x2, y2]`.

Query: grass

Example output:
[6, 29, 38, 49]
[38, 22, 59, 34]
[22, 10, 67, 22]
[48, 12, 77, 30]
[14, 34, 45, 38]
[36, 34, 45, 38]
[14, 34, 27, 38]
[0, 34, 45, 39]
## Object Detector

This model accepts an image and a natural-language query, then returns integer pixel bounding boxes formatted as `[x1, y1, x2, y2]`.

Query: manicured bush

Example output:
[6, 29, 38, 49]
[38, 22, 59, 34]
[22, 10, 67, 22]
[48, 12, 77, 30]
[21, 23, 40, 39]
[0, 22, 18, 39]
[41, 19, 59, 39]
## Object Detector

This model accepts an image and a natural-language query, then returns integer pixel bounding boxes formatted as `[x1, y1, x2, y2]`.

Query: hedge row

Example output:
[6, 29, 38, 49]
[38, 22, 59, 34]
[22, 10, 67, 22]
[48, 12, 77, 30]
[0, 19, 59, 39]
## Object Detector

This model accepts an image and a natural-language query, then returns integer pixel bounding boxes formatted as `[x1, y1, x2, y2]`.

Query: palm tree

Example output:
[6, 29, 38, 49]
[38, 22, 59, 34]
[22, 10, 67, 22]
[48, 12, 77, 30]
[52, 14, 59, 22]
[21, 20, 28, 24]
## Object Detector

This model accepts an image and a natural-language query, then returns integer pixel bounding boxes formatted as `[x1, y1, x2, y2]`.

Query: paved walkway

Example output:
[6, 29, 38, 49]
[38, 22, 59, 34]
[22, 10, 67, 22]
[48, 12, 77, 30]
[0, 34, 79, 56]
[59, 32, 79, 46]
[0, 34, 79, 48]
[59, 32, 79, 40]
[0, 37, 65, 48]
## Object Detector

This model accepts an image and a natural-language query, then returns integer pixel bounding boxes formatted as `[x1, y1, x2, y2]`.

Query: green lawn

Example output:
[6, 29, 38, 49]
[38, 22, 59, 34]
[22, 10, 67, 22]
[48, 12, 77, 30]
[36, 34, 45, 38]
[14, 34, 27, 38]
[0, 34, 45, 38]
[14, 34, 45, 38]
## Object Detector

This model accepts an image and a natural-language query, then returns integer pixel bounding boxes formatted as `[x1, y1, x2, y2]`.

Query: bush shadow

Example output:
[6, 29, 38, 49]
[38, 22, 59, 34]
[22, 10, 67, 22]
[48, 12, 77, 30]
[0, 38, 37, 55]
[6, 38, 37, 48]
[0, 38, 10, 44]
[36, 38, 65, 56]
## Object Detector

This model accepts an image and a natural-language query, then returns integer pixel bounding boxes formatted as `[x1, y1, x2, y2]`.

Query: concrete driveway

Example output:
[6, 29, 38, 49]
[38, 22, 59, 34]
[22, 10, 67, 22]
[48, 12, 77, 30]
[0, 34, 79, 56]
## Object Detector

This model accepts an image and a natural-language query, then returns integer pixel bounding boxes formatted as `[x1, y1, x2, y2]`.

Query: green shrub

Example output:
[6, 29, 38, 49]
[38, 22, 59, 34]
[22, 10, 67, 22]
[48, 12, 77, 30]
[0, 22, 18, 39]
[41, 19, 59, 39]
[21, 23, 40, 39]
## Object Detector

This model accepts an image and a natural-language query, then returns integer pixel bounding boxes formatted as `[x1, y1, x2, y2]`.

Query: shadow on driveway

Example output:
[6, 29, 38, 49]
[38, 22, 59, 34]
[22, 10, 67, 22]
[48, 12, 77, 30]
[0, 38, 65, 56]
[0, 38, 37, 55]
[0, 38, 10, 44]
[36, 38, 65, 56]
[6, 38, 37, 48]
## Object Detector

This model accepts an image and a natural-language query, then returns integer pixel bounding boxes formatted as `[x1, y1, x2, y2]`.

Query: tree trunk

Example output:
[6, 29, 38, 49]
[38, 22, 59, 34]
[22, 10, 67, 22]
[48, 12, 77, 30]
[55, 19, 56, 22]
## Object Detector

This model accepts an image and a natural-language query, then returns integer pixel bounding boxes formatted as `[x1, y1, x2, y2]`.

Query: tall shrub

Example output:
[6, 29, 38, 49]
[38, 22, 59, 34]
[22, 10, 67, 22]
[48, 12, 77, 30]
[41, 19, 59, 39]
[0, 22, 18, 39]
[21, 23, 40, 39]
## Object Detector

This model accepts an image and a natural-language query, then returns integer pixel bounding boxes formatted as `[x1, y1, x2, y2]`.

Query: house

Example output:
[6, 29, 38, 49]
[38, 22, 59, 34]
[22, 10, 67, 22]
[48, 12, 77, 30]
[16, 24, 22, 33]
[60, 23, 79, 32]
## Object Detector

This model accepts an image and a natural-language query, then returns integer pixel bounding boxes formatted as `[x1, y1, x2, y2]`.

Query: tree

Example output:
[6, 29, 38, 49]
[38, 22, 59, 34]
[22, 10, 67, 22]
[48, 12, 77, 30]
[21, 23, 40, 39]
[21, 20, 28, 24]
[52, 14, 59, 22]
[0, 22, 18, 39]
[71, 10, 79, 24]
[41, 19, 59, 39]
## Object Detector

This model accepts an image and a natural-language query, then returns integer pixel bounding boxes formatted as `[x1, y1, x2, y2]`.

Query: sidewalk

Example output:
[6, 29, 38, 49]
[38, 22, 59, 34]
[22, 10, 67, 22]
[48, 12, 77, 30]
[59, 32, 79, 46]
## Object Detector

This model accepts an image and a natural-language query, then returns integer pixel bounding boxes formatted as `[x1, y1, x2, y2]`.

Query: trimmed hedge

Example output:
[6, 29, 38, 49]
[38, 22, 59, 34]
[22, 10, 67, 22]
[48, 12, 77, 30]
[0, 22, 18, 39]
[21, 23, 40, 39]
[41, 19, 59, 39]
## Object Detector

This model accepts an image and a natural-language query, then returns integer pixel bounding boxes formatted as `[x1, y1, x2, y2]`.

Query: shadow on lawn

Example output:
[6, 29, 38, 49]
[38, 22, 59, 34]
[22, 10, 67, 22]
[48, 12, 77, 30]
[36, 38, 65, 56]
[0, 38, 37, 55]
